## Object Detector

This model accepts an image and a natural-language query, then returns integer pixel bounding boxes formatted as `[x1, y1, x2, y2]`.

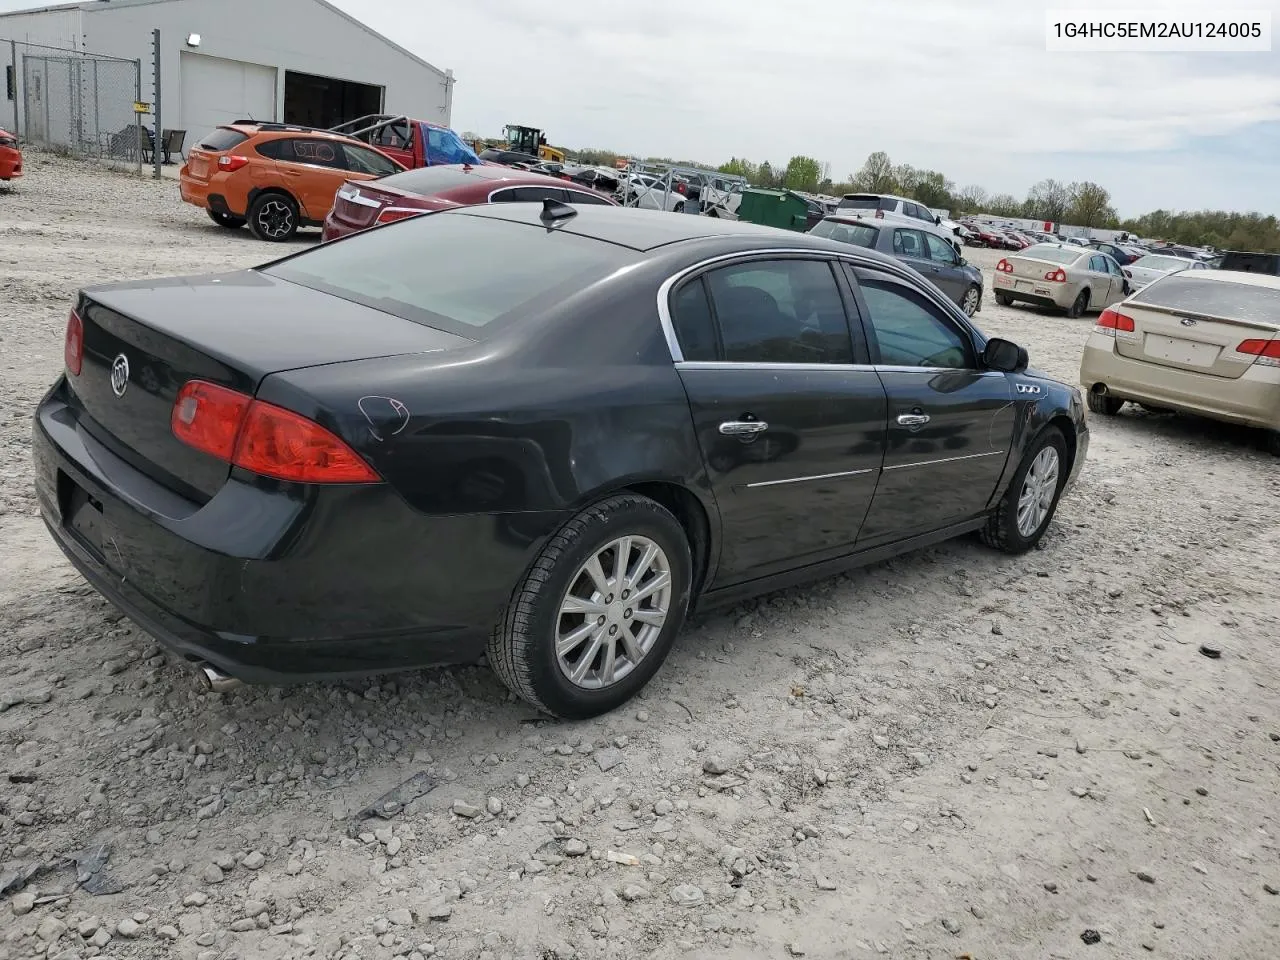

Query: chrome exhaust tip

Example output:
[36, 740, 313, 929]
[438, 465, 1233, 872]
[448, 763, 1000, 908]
[196, 662, 242, 693]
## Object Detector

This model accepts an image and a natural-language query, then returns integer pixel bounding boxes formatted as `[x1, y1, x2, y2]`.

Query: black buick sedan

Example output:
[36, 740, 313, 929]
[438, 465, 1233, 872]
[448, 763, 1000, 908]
[34, 202, 1088, 719]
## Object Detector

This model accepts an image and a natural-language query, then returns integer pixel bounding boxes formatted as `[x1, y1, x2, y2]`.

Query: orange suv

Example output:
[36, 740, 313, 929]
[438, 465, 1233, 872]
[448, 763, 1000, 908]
[180, 123, 404, 242]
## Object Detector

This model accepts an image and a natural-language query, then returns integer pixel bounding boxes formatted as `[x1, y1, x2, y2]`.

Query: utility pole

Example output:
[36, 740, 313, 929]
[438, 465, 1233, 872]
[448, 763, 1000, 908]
[152, 29, 161, 180]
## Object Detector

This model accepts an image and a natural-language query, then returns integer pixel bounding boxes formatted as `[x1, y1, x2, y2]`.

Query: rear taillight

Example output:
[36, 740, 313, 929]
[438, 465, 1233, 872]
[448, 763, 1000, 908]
[375, 207, 426, 224]
[171, 380, 380, 484]
[1044, 268, 1067, 282]
[1236, 338, 1280, 365]
[996, 259, 1013, 273]
[874, 209, 884, 219]
[1095, 308, 1135, 335]
[64, 309, 84, 376]
[217, 155, 250, 172]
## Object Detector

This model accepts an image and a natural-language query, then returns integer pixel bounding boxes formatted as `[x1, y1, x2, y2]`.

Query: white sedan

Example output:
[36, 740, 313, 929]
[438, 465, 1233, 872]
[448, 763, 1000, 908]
[1124, 253, 1207, 291]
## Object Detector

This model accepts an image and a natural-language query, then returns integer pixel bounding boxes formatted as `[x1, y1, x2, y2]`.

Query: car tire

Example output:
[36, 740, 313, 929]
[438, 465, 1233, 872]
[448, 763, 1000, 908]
[961, 285, 981, 317]
[207, 209, 246, 230]
[673, 201, 685, 214]
[247, 192, 299, 242]
[487, 493, 693, 720]
[1264, 430, 1280, 457]
[995, 291, 1013, 307]
[1067, 289, 1090, 318]
[981, 427, 1069, 555]
[1087, 391, 1123, 416]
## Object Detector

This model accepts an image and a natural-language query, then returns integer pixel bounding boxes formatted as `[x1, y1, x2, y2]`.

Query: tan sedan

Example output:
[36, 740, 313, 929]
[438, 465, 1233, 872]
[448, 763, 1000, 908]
[993, 243, 1130, 317]
[1079, 270, 1280, 454]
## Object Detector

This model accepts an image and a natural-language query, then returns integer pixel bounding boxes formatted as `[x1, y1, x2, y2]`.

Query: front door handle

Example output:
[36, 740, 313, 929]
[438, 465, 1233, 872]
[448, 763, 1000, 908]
[897, 413, 930, 427]
[719, 420, 768, 437]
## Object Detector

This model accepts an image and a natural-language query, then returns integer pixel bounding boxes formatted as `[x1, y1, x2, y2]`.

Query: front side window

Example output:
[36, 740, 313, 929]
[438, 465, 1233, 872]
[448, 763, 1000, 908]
[858, 278, 973, 369]
[342, 144, 400, 177]
[702, 259, 853, 364]
[564, 190, 611, 205]
[924, 233, 958, 264]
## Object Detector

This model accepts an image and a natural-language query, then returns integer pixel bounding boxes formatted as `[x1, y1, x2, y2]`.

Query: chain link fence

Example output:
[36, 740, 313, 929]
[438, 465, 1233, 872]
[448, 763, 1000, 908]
[5, 39, 142, 163]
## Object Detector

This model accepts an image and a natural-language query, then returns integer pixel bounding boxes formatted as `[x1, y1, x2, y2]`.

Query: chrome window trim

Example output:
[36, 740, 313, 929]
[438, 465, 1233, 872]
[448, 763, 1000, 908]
[882, 450, 1005, 472]
[745, 468, 877, 489]
[674, 360, 1003, 377]
[657, 247, 976, 365]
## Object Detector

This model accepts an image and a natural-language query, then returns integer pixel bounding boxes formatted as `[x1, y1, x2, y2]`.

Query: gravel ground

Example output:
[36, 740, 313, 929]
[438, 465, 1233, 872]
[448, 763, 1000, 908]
[2, 152, 1279, 960]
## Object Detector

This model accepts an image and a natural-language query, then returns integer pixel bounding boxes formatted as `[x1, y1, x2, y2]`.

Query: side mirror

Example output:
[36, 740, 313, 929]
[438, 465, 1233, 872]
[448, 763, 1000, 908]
[935, 215, 942, 225]
[983, 337, 1028, 373]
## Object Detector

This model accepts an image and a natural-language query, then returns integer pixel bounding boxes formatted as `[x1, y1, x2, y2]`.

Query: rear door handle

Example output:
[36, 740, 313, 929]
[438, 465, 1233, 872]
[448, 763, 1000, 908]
[719, 420, 768, 437]
[897, 413, 930, 427]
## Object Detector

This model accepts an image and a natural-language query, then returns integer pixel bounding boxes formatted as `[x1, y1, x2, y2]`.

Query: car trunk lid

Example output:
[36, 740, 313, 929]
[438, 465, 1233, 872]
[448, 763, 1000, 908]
[331, 180, 457, 230]
[67, 270, 472, 501]
[1110, 275, 1280, 379]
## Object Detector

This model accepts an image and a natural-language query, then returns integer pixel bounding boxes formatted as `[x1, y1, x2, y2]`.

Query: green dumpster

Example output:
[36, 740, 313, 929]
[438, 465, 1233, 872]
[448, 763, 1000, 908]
[736, 188, 809, 231]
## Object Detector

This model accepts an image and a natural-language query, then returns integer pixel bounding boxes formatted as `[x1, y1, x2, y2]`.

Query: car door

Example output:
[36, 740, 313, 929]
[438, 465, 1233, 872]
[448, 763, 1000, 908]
[668, 256, 888, 585]
[1100, 255, 1128, 304]
[1087, 254, 1116, 305]
[277, 137, 350, 221]
[923, 232, 967, 302]
[844, 266, 1015, 544]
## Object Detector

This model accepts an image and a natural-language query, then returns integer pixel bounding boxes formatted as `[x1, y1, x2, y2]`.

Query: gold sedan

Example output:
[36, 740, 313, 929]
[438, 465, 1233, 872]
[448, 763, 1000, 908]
[993, 243, 1130, 317]
[1079, 270, 1280, 454]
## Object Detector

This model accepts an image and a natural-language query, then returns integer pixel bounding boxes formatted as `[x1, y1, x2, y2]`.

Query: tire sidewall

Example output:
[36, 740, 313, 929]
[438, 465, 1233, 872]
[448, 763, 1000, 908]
[1001, 429, 1069, 551]
[516, 500, 692, 718]
[1069, 290, 1089, 318]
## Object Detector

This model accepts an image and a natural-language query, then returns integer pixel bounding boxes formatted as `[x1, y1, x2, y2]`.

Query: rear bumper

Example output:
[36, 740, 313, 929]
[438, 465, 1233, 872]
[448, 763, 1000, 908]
[1080, 334, 1280, 430]
[320, 212, 360, 242]
[993, 274, 1074, 308]
[0, 149, 21, 180]
[33, 380, 563, 683]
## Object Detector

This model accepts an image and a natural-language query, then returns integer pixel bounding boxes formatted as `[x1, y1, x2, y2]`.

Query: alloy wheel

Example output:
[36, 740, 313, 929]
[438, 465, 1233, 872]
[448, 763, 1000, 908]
[257, 200, 294, 239]
[1016, 446, 1060, 537]
[962, 287, 980, 316]
[555, 535, 671, 689]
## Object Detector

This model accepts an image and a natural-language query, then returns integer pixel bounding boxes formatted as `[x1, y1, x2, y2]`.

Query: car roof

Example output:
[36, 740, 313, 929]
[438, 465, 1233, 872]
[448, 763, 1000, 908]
[448, 203, 908, 259]
[1176, 269, 1280, 290]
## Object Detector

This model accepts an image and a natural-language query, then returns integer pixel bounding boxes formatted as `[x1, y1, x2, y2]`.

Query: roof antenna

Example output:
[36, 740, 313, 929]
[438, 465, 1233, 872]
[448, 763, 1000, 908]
[540, 197, 577, 223]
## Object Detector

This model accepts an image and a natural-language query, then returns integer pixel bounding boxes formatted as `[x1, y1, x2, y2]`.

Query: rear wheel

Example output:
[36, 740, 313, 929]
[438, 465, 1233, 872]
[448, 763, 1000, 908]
[248, 192, 299, 242]
[961, 285, 981, 317]
[981, 428, 1069, 554]
[1087, 391, 1123, 415]
[1265, 430, 1280, 457]
[995, 291, 1013, 307]
[1067, 289, 1090, 318]
[487, 494, 693, 719]
[207, 209, 246, 230]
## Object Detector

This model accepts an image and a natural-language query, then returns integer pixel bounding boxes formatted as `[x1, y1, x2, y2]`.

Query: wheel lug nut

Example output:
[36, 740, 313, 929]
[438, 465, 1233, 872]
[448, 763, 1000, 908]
[624, 609, 632, 618]
[609, 625, 618, 635]
[622, 589, 630, 599]
[597, 616, 606, 625]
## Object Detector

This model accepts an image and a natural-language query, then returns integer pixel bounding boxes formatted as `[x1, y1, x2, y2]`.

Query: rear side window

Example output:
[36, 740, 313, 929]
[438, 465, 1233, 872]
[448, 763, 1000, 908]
[198, 128, 249, 151]
[670, 279, 718, 361]
[288, 138, 343, 168]
[254, 138, 290, 160]
[809, 219, 879, 247]
[1130, 274, 1280, 323]
[892, 229, 926, 258]
[491, 186, 566, 202]
[262, 213, 635, 338]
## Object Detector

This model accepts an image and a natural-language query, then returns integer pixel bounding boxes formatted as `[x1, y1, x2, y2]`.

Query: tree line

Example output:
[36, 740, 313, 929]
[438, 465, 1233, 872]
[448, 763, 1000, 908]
[566, 146, 1280, 252]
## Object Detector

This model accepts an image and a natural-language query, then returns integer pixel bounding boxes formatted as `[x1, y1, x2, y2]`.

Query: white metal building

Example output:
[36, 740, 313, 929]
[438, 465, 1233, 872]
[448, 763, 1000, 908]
[1, 0, 454, 145]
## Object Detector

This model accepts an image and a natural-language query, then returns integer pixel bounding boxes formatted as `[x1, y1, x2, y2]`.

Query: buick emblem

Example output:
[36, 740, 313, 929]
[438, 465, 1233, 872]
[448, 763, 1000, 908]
[110, 354, 130, 397]
[1179, 317, 1197, 327]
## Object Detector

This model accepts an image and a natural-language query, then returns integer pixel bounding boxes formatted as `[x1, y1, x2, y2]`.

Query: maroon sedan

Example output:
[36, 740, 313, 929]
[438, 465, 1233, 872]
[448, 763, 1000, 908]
[322, 164, 617, 240]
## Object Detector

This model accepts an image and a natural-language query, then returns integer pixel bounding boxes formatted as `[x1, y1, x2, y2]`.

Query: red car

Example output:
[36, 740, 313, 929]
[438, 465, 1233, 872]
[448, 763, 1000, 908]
[322, 164, 616, 241]
[0, 128, 22, 182]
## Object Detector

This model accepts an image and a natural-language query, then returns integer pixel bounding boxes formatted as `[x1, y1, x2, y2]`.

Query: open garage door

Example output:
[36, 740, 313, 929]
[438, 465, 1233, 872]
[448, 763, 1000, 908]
[180, 52, 277, 150]
[284, 71, 383, 129]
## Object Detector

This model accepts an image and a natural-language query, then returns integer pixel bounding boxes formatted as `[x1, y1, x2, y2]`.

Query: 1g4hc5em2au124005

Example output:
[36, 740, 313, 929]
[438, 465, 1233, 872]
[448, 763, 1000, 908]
[1052, 21, 1264, 39]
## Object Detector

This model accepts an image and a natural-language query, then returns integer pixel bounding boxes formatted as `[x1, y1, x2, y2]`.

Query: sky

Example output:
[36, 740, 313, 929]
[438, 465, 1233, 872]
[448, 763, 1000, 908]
[2, 0, 1278, 217]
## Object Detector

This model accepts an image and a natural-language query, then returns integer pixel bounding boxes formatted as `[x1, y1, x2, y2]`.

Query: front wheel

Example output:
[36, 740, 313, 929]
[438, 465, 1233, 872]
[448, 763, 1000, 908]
[248, 192, 299, 242]
[487, 494, 693, 719]
[961, 285, 981, 317]
[981, 428, 1069, 554]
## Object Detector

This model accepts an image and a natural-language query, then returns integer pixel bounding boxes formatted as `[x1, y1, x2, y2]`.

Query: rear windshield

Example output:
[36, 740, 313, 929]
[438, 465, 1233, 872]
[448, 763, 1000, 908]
[809, 219, 879, 248]
[198, 128, 250, 151]
[375, 165, 485, 194]
[838, 195, 881, 210]
[1131, 274, 1280, 323]
[262, 213, 634, 337]
[1023, 245, 1082, 264]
